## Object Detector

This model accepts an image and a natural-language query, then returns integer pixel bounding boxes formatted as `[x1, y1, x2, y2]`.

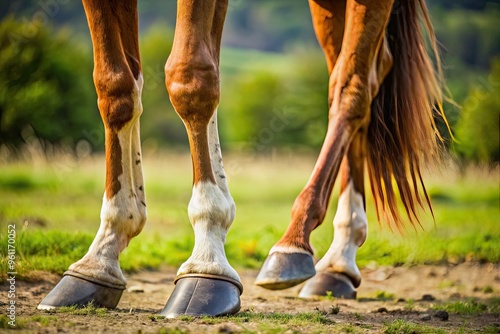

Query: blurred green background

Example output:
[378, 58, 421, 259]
[0, 1, 498, 278]
[1, 0, 499, 162]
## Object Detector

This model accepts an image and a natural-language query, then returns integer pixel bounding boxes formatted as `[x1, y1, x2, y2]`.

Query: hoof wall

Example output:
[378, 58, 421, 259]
[255, 252, 315, 290]
[160, 275, 242, 318]
[298, 272, 357, 299]
[37, 273, 124, 310]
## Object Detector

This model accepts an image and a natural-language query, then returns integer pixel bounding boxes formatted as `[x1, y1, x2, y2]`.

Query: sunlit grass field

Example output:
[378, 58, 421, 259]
[0, 151, 498, 280]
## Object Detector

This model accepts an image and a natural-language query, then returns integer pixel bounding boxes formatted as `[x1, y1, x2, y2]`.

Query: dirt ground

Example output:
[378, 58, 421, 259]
[2, 263, 499, 333]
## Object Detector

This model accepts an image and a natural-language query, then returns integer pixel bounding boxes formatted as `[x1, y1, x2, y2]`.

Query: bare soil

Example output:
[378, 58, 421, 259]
[2, 263, 499, 333]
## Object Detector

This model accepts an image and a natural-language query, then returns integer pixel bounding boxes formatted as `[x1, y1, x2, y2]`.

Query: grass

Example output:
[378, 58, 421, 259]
[432, 298, 500, 315]
[384, 319, 447, 334]
[375, 291, 395, 301]
[169, 311, 337, 333]
[0, 153, 499, 279]
[54, 303, 109, 316]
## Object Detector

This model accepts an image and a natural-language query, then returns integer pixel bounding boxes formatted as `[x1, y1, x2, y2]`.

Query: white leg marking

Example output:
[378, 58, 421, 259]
[315, 180, 367, 284]
[69, 74, 147, 286]
[208, 109, 235, 219]
[177, 181, 239, 281]
[177, 109, 239, 282]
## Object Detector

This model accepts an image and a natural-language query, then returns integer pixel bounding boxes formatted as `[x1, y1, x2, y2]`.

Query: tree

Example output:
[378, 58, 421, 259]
[0, 17, 99, 150]
[453, 58, 500, 164]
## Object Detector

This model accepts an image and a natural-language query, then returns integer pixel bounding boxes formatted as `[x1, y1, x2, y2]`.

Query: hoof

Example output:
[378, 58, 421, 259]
[160, 274, 242, 318]
[255, 252, 315, 290]
[37, 271, 125, 310]
[298, 272, 357, 299]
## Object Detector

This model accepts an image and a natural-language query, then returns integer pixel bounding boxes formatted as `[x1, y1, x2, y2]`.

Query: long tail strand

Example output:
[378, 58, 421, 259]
[366, 0, 449, 230]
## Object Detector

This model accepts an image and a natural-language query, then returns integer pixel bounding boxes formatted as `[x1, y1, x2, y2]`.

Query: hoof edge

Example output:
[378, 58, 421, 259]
[160, 275, 241, 318]
[298, 272, 357, 299]
[38, 273, 124, 310]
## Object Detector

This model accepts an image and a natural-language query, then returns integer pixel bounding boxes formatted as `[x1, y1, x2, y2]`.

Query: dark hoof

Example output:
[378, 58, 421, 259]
[37, 271, 125, 310]
[298, 272, 357, 299]
[160, 274, 242, 318]
[255, 252, 315, 290]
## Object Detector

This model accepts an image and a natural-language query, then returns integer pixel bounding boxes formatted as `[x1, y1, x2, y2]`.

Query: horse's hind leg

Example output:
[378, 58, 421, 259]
[299, 135, 367, 298]
[39, 0, 146, 309]
[256, 0, 394, 294]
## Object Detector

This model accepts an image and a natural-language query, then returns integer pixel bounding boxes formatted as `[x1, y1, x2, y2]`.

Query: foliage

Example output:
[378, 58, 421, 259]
[433, 7, 500, 71]
[220, 47, 328, 151]
[0, 17, 99, 149]
[1, 4, 499, 164]
[139, 23, 187, 149]
[453, 58, 500, 164]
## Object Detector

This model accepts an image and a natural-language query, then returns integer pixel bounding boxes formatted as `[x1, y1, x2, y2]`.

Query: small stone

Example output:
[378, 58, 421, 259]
[377, 307, 388, 313]
[397, 298, 406, 303]
[434, 310, 449, 321]
[421, 294, 436, 301]
[218, 326, 233, 334]
[128, 286, 144, 293]
[419, 313, 431, 321]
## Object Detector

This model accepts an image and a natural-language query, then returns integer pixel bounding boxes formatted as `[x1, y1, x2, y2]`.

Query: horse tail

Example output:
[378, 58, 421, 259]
[366, 0, 449, 229]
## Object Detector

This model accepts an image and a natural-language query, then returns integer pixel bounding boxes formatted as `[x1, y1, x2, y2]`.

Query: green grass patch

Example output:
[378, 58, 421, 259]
[177, 311, 335, 326]
[432, 298, 500, 315]
[0, 314, 28, 329]
[159, 310, 336, 333]
[53, 303, 108, 316]
[0, 155, 498, 278]
[383, 319, 446, 334]
[29, 315, 58, 326]
[229, 311, 334, 325]
[375, 291, 395, 301]
[481, 325, 500, 334]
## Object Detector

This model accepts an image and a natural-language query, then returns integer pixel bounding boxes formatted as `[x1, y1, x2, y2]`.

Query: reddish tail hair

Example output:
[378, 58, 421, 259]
[367, 0, 449, 229]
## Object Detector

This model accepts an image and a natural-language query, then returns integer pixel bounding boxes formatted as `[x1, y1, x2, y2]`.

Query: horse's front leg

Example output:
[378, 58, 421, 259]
[38, 0, 146, 309]
[160, 0, 242, 318]
[256, 0, 394, 298]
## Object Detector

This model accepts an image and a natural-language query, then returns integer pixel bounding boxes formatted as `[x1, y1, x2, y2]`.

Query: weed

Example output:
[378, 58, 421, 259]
[326, 290, 334, 300]
[329, 305, 340, 315]
[483, 285, 494, 294]
[405, 298, 415, 311]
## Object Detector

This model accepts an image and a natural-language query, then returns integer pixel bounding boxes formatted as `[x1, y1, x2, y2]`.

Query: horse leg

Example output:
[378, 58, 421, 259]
[160, 0, 241, 318]
[39, 0, 146, 309]
[256, 0, 394, 292]
[299, 135, 366, 298]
